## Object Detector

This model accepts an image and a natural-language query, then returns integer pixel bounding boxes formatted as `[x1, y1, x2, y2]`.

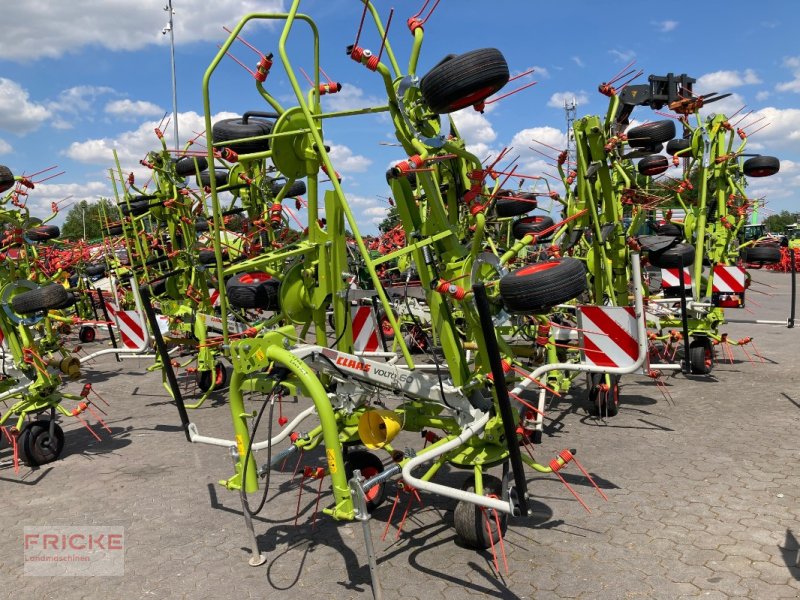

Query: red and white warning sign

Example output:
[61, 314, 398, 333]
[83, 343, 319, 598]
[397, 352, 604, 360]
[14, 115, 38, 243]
[351, 305, 380, 352]
[208, 288, 221, 307]
[661, 268, 692, 289]
[577, 305, 640, 368]
[712, 265, 746, 293]
[105, 301, 148, 349]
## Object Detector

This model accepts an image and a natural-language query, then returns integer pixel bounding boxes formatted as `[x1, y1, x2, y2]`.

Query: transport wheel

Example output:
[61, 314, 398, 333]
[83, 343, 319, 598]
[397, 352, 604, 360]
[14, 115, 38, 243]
[173, 156, 208, 177]
[226, 272, 281, 310]
[0, 164, 13, 193]
[24, 225, 60, 241]
[212, 115, 273, 154]
[511, 215, 554, 241]
[588, 373, 621, 417]
[420, 48, 509, 114]
[197, 363, 228, 392]
[666, 138, 692, 156]
[627, 120, 676, 148]
[11, 284, 69, 314]
[648, 243, 695, 268]
[637, 155, 669, 176]
[79, 326, 96, 344]
[345, 450, 386, 513]
[499, 258, 587, 314]
[454, 474, 508, 549]
[196, 169, 229, 188]
[741, 245, 781, 265]
[742, 155, 779, 178]
[20, 420, 65, 466]
[494, 192, 537, 218]
[688, 337, 714, 375]
[270, 180, 306, 198]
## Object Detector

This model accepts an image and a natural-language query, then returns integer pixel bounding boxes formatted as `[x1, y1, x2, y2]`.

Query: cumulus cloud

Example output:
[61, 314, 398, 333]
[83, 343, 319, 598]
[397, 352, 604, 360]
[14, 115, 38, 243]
[22, 180, 111, 224]
[696, 69, 762, 93]
[0, 0, 285, 62]
[776, 56, 800, 93]
[0, 138, 11, 154]
[547, 91, 589, 109]
[756, 91, 771, 102]
[608, 49, 636, 63]
[106, 99, 165, 118]
[328, 142, 372, 173]
[653, 20, 678, 32]
[322, 84, 384, 112]
[572, 56, 585, 68]
[0, 78, 52, 134]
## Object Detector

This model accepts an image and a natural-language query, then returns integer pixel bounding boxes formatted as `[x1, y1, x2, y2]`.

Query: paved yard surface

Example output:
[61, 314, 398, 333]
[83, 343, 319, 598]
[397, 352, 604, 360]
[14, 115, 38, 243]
[1, 270, 799, 599]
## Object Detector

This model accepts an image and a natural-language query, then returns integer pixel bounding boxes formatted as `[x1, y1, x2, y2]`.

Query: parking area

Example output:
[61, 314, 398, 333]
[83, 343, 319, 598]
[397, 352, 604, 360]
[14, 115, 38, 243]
[2, 270, 799, 599]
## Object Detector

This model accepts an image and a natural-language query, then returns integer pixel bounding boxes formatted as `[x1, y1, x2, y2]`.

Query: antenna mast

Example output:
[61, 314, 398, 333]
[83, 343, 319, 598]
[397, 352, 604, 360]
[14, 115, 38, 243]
[163, 1, 179, 149]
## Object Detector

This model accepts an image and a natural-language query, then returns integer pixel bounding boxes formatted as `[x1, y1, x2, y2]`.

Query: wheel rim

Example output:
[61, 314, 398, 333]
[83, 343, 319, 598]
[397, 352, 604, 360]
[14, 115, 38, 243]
[516, 262, 559, 277]
[447, 85, 496, 111]
[361, 467, 380, 501]
[380, 316, 394, 337]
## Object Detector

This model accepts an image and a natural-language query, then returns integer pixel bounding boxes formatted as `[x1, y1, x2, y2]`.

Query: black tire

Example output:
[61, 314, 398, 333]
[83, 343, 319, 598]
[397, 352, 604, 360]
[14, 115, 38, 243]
[648, 243, 695, 268]
[195, 218, 209, 233]
[20, 420, 65, 466]
[174, 156, 208, 177]
[453, 474, 508, 549]
[403, 324, 429, 354]
[106, 224, 123, 236]
[652, 222, 683, 237]
[637, 155, 669, 176]
[150, 279, 167, 296]
[226, 272, 281, 310]
[743, 155, 780, 178]
[495, 192, 537, 218]
[212, 116, 273, 155]
[270, 180, 307, 198]
[588, 373, 621, 417]
[512, 215, 555, 241]
[345, 450, 386, 513]
[85, 263, 107, 277]
[420, 48, 509, 114]
[499, 258, 587, 313]
[196, 169, 229, 188]
[688, 337, 714, 375]
[120, 199, 152, 217]
[196, 363, 228, 392]
[0, 165, 14, 194]
[627, 120, 676, 148]
[57, 291, 79, 310]
[25, 225, 60, 241]
[377, 311, 396, 341]
[79, 325, 97, 344]
[666, 138, 692, 156]
[11, 284, 69, 314]
[741, 245, 781, 265]
[198, 248, 227, 265]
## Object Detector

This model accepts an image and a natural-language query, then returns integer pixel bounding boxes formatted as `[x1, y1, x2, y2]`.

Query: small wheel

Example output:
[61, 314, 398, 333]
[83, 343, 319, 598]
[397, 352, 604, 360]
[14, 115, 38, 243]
[25, 225, 61, 242]
[78, 326, 96, 344]
[173, 156, 208, 177]
[454, 474, 508, 549]
[637, 155, 669, 176]
[499, 258, 587, 314]
[403, 324, 429, 353]
[648, 243, 695, 268]
[688, 337, 714, 375]
[588, 373, 621, 417]
[196, 363, 228, 392]
[0, 164, 13, 194]
[345, 450, 386, 513]
[742, 155, 779, 178]
[627, 120, 676, 148]
[377, 311, 396, 341]
[20, 420, 65, 466]
[420, 48, 509, 114]
[226, 272, 281, 310]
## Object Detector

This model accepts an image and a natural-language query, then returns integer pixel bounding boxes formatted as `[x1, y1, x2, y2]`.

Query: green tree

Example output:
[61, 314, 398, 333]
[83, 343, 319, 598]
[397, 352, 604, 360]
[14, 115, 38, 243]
[764, 210, 800, 234]
[60, 198, 114, 241]
[378, 205, 399, 233]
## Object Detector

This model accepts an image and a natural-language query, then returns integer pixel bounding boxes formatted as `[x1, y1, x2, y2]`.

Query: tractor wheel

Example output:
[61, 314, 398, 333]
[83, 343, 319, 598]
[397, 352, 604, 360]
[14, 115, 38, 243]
[454, 474, 508, 549]
[197, 363, 228, 392]
[0, 165, 14, 193]
[270, 180, 307, 198]
[637, 155, 669, 176]
[511, 215, 555, 241]
[627, 120, 676, 148]
[345, 450, 386, 513]
[587, 373, 621, 417]
[666, 138, 692, 156]
[20, 420, 65, 466]
[420, 48, 509, 114]
[25, 225, 60, 241]
[57, 291, 79, 310]
[743, 155, 780, 178]
[79, 325, 96, 344]
[196, 169, 229, 188]
[652, 222, 683, 238]
[499, 258, 587, 314]
[226, 272, 281, 310]
[688, 337, 714, 375]
[174, 156, 208, 177]
[212, 116, 273, 155]
[11, 284, 69, 314]
[648, 243, 695, 268]
[106, 223, 123, 236]
[741, 245, 781, 265]
[195, 218, 209, 233]
[495, 192, 537, 218]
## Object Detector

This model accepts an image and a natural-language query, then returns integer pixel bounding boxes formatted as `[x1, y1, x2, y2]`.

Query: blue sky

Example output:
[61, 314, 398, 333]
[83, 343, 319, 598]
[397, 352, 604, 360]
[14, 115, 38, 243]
[1, 1, 798, 233]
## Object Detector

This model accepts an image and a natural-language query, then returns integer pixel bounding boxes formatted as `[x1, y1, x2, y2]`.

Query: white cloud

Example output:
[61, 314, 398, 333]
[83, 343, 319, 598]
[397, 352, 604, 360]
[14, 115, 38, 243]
[756, 91, 771, 102]
[328, 143, 372, 173]
[0, 138, 11, 154]
[512, 65, 549, 79]
[571, 56, 585, 68]
[653, 20, 678, 32]
[0, 78, 52, 134]
[322, 84, 384, 112]
[776, 56, 800, 93]
[20, 180, 111, 224]
[106, 99, 165, 118]
[547, 91, 589, 109]
[0, 1, 285, 62]
[451, 109, 497, 144]
[608, 49, 636, 63]
[698, 92, 746, 119]
[696, 69, 762, 93]
[736, 106, 800, 151]
[49, 86, 116, 115]
[64, 110, 238, 180]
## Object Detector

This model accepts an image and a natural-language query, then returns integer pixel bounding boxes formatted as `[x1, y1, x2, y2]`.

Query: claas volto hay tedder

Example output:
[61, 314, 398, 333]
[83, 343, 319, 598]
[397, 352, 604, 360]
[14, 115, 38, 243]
[178, 1, 656, 593]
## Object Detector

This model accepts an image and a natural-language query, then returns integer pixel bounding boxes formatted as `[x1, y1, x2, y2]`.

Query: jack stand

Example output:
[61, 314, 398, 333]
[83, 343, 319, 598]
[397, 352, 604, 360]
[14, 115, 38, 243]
[231, 447, 267, 567]
[350, 471, 383, 600]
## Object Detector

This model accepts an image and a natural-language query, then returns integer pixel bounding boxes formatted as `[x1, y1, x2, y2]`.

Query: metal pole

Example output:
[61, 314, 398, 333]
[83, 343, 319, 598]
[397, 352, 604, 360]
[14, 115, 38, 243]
[790, 248, 796, 329]
[165, 1, 179, 149]
[678, 256, 691, 372]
